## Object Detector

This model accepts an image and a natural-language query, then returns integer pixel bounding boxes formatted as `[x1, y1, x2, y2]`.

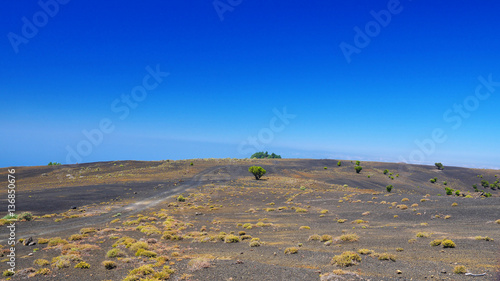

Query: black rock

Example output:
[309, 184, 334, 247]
[23, 237, 33, 246]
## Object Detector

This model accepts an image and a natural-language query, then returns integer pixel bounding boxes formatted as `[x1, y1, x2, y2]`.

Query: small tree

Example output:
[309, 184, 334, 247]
[383, 169, 389, 174]
[355, 161, 361, 166]
[337, 161, 341, 166]
[386, 185, 393, 192]
[249, 166, 266, 180]
[354, 166, 363, 174]
[435, 163, 444, 170]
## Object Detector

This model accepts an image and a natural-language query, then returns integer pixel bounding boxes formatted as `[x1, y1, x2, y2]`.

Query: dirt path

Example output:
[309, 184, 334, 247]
[1, 165, 244, 243]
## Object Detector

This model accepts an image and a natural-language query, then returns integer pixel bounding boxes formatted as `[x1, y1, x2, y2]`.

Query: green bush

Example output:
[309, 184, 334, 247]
[354, 166, 362, 173]
[19, 212, 33, 221]
[386, 185, 393, 192]
[337, 161, 341, 166]
[355, 161, 361, 166]
[435, 163, 444, 170]
[177, 195, 186, 202]
[250, 151, 281, 159]
[481, 180, 489, 188]
[445, 187, 453, 195]
[383, 169, 389, 174]
[441, 239, 455, 248]
[430, 177, 437, 183]
[248, 166, 266, 180]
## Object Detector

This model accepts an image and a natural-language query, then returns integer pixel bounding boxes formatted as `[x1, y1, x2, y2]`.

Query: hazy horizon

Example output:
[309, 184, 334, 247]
[2, 1, 499, 169]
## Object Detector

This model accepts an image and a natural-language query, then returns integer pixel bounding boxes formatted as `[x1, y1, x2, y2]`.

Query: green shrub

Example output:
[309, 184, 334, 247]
[337, 161, 341, 166]
[430, 239, 442, 246]
[354, 166, 362, 173]
[308, 234, 321, 241]
[135, 249, 157, 257]
[430, 177, 437, 183]
[177, 195, 186, 202]
[107, 248, 126, 258]
[80, 227, 97, 234]
[435, 163, 444, 170]
[248, 166, 266, 180]
[224, 234, 240, 243]
[102, 260, 117, 270]
[249, 240, 261, 247]
[339, 233, 359, 242]
[331, 251, 361, 267]
[74, 261, 90, 269]
[386, 185, 393, 192]
[441, 239, 455, 248]
[357, 249, 372, 255]
[383, 169, 389, 174]
[251, 151, 281, 159]
[453, 265, 466, 274]
[19, 212, 33, 221]
[445, 187, 453, 195]
[284, 247, 298, 254]
[378, 253, 396, 261]
[34, 259, 50, 266]
[2, 270, 14, 277]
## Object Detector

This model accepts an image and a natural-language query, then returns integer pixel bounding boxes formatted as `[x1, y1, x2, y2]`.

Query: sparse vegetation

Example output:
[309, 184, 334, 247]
[331, 251, 361, 267]
[102, 260, 117, 270]
[453, 265, 467, 274]
[284, 247, 298, 254]
[441, 239, 456, 248]
[378, 253, 396, 261]
[339, 233, 359, 242]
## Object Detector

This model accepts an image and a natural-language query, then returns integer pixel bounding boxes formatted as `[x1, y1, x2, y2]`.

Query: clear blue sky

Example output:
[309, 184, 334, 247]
[1, 0, 499, 169]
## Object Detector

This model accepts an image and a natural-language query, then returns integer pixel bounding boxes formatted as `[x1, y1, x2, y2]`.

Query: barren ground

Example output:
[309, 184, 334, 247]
[0, 159, 499, 280]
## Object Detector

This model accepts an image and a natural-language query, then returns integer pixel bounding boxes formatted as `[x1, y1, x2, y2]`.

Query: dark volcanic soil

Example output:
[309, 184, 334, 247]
[0, 159, 499, 281]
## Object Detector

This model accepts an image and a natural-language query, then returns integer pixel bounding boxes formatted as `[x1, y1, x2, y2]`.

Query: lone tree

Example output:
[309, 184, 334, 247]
[337, 161, 341, 166]
[355, 166, 363, 174]
[435, 163, 444, 170]
[249, 166, 266, 180]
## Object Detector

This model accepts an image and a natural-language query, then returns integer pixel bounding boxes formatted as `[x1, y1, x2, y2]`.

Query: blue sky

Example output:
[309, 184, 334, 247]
[1, 0, 499, 168]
